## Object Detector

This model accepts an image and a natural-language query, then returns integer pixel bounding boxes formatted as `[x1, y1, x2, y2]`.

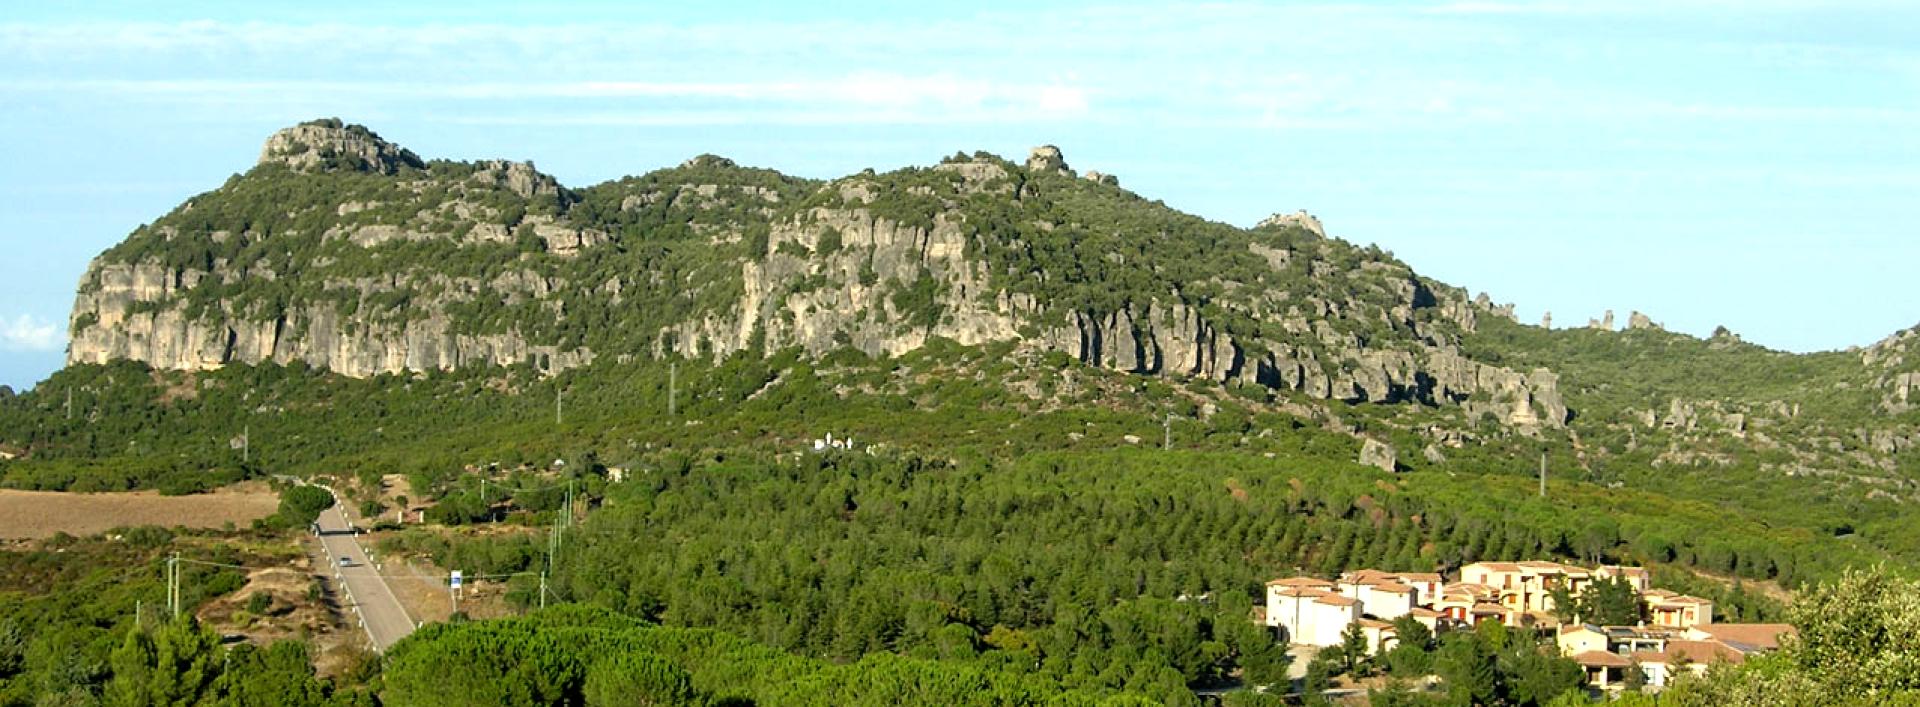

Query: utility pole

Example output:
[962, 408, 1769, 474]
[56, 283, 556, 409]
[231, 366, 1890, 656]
[668, 362, 677, 418]
[1163, 412, 1173, 450]
[242, 425, 249, 464]
[1538, 451, 1547, 498]
[555, 387, 563, 426]
[539, 572, 549, 609]
[66, 387, 73, 420]
[167, 553, 181, 619]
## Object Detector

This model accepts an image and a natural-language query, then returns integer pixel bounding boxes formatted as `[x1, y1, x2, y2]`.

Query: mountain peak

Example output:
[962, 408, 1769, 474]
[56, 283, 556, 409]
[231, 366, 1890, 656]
[257, 118, 423, 175]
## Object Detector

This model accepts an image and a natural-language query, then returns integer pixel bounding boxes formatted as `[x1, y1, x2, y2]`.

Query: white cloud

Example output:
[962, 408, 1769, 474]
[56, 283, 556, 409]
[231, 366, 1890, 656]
[0, 315, 63, 353]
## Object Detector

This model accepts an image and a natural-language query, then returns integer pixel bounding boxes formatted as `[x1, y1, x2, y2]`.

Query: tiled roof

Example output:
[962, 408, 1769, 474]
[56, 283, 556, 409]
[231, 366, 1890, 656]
[1408, 608, 1443, 618]
[1635, 640, 1746, 666]
[1314, 594, 1360, 607]
[1273, 587, 1333, 599]
[1688, 624, 1795, 652]
[1572, 650, 1633, 668]
[1267, 576, 1334, 587]
[1369, 582, 1415, 594]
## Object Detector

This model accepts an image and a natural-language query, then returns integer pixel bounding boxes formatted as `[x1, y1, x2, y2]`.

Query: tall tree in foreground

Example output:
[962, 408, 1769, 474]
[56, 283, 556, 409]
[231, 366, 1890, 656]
[1663, 564, 1920, 706]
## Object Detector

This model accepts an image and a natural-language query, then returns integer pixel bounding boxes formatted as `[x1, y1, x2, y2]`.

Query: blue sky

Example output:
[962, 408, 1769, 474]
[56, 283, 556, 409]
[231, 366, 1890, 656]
[1, 1, 1916, 389]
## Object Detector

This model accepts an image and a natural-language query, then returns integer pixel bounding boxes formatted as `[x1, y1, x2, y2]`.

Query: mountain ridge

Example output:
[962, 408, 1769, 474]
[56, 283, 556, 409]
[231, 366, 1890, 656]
[66, 118, 1578, 429]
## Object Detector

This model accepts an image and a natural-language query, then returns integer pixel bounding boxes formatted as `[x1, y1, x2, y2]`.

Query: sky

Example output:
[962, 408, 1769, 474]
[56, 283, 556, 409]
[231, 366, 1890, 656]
[1, 0, 1916, 390]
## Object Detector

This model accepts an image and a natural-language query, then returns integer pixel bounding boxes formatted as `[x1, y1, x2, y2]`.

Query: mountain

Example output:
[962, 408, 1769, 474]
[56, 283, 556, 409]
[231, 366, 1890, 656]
[11, 118, 1920, 705]
[66, 118, 1569, 429]
[13, 117, 1920, 580]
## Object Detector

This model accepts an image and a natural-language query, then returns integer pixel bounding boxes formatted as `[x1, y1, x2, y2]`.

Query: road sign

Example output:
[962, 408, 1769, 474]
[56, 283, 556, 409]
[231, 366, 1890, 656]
[450, 570, 463, 589]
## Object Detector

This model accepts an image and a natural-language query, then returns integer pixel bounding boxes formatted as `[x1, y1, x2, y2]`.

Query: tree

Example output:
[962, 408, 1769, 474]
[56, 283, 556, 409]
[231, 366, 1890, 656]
[0, 620, 22, 678]
[583, 651, 698, 706]
[215, 641, 332, 707]
[275, 485, 335, 528]
[1304, 647, 1340, 698]
[1502, 649, 1584, 706]
[1435, 633, 1497, 706]
[1624, 659, 1646, 692]
[1550, 577, 1643, 626]
[1339, 622, 1370, 674]
[106, 616, 224, 707]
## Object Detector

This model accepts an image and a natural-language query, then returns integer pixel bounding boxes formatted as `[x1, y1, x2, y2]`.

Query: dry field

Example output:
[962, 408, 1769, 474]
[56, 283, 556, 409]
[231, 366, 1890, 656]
[0, 484, 279, 539]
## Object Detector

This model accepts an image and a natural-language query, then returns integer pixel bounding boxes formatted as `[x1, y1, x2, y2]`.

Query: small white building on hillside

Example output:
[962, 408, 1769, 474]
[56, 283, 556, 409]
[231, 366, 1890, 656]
[1265, 577, 1361, 647]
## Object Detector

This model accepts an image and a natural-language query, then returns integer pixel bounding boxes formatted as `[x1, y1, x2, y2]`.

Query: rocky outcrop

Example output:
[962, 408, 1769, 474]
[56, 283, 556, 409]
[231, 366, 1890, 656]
[68, 260, 591, 377]
[1360, 438, 1398, 472]
[66, 120, 1573, 427]
[1628, 311, 1657, 330]
[1257, 210, 1326, 237]
[477, 160, 561, 199]
[653, 200, 1569, 426]
[1027, 146, 1071, 175]
[257, 119, 422, 174]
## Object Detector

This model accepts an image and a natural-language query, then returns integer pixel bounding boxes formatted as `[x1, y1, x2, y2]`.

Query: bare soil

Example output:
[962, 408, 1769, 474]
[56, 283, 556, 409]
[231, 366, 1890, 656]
[0, 484, 280, 539]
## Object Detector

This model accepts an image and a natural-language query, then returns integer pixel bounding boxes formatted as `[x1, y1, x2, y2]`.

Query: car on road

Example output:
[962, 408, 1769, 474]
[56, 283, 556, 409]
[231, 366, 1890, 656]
[337, 556, 355, 567]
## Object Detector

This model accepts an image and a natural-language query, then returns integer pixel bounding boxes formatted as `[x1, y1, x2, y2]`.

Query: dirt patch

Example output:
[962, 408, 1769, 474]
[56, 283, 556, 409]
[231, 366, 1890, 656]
[0, 485, 279, 539]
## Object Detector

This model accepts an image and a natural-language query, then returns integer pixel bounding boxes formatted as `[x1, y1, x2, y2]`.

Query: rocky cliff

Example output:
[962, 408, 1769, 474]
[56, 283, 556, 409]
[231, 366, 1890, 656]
[69, 119, 1571, 427]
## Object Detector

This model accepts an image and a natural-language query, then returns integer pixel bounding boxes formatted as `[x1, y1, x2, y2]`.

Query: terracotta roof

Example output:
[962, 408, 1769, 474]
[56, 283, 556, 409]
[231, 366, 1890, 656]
[1408, 608, 1443, 618]
[1649, 594, 1713, 607]
[1314, 594, 1361, 607]
[1560, 623, 1604, 636]
[1394, 572, 1443, 581]
[1443, 582, 1497, 597]
[1467, 562, 1523, 572]
[1600, 565, 1649, 577]
[1274, 587, 1333, 599]
[1369, 582, 1416, 594]
[1267, 576, 1334, 588]
[1637, 640, 1746, 666]
[1688, 624, 1795, 652]
[1356, 618, 1394, 629]
[1470, 602, 1507, 615]
[1573, 650, 1633, 668]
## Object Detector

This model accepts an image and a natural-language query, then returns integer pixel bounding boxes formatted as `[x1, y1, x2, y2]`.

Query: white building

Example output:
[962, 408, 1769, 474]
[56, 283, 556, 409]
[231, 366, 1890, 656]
[1265, 577, 1361, 647]
[1337, 577, 1418, 620]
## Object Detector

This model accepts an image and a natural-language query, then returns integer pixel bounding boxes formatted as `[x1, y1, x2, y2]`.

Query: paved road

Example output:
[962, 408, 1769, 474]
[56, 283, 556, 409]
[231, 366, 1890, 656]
[315, 497, 416, 651]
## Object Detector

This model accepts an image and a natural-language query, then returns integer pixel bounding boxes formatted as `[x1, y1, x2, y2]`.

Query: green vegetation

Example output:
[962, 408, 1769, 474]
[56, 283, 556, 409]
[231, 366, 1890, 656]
[10, 125, 1920, 703]
[1548, 577, 1645, 626]
[383, 605, 1160, 706]
[275, 485, 335, 528]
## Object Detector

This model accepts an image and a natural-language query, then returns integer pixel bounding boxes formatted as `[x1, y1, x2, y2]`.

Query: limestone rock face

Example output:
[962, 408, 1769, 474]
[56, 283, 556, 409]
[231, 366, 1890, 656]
[1360, 438, 1398, 472]
[1257, 210, 1326, 237]
[477, 160, 561, 199]
[1027, 146, 1070, 175]
[257, 120, 422, 174]
[64, 119, 1576, 428]
[67, 260, 592, 378]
